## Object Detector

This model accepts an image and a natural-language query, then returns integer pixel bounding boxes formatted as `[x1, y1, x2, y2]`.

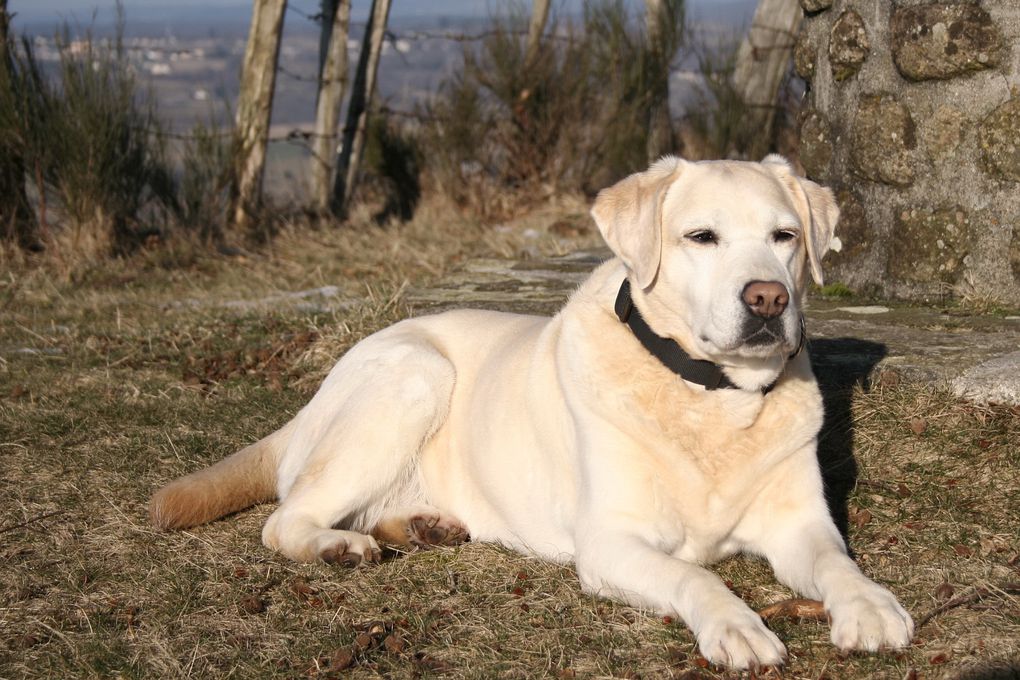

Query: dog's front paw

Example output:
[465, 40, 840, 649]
[697, 607, 787, 669]
[828, 582, 913, 652]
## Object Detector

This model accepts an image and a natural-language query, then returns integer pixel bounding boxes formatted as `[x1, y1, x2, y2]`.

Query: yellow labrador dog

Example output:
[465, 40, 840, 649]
[151, 155, 913, 669]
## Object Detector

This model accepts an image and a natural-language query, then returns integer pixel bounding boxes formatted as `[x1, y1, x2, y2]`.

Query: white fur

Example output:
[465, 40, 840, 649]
[257, 157, 911, 669]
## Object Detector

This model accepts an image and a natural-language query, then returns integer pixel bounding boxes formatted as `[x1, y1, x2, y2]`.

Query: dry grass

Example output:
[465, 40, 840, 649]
[1, 205, 1018, 679]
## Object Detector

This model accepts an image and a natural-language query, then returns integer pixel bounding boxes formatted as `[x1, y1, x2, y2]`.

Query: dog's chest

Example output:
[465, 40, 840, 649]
[625, 378, 822, 559]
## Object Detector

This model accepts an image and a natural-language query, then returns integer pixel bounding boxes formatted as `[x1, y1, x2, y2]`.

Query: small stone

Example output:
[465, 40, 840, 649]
[829, 10, 870, 81]
[909, 417, 927, 435]
[892, 3, 1002, 81]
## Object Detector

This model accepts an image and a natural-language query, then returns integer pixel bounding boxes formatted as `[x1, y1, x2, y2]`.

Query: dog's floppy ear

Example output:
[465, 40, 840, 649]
[762, 154, 840, 286]
[591, 156, 685, 289]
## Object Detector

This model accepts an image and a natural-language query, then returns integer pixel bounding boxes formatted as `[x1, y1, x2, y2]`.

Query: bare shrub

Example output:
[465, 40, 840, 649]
[679, 32, 803, 163]
[359, 111, 422, 224]
[421, 1, 684, 219]
[0, 16, 175, 259]
[170, 117, 235, 244]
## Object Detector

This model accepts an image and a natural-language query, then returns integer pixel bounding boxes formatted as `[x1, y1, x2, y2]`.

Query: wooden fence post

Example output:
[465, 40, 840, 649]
[229, 0, 288, 234]
[525, 0, 550, 68]
[731, 0, 802, 154]
[331, 0, 391, 218]
[310, 0, 351, 215]
[645, 0, 681, 161]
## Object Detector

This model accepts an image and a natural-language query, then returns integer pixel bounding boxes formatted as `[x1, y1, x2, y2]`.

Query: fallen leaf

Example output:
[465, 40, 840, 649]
[354, 632, 375, 651]
[15, 634, 40, 649]
[929, 650, 951, 665]
[896, 483, 912, 498]
[413, 652, 452, 673]
[290, 578, 316, 601]
[909, 417, 927, 435]
[239, 595, 266, 614]
[879, 370, 901, 387]
[757, 598, 827, 622]
[934, 583, 955, 600]
[383, 633, 406, 654]
[953, 544, 973, 557]
[331, 648, 355, 670]
[849, 505, 873, 528]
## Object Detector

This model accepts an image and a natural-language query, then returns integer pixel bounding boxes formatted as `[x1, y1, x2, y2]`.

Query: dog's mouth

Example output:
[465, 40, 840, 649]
[739, 317, 787, 348]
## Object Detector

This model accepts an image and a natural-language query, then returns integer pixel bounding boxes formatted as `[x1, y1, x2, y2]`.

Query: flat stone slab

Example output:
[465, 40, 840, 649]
[407, 250, 1020, 405]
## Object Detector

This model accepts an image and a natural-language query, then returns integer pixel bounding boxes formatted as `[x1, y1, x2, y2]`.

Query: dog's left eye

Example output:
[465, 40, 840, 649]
[772, 229, 798, 243]
[686, 230, 718, 244]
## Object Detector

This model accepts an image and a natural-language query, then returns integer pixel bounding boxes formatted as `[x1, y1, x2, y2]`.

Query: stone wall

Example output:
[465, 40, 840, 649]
[796, 0, 1020, 304]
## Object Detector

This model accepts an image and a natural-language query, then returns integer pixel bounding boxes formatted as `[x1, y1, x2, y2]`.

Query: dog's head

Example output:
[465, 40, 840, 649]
[591, 155, 838, 372]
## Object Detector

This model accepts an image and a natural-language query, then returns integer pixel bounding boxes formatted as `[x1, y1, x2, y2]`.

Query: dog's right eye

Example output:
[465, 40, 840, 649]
[686, 230, 718, 245]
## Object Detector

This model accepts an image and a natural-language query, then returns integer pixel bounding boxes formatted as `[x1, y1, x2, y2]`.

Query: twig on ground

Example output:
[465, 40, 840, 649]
[916, 583, 1020, 630]
[0, 509, 66, 535]
[757, 598, 828, 622]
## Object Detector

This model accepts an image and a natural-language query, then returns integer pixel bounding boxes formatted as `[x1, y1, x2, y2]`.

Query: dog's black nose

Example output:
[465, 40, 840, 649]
[742, 281, 789, 319]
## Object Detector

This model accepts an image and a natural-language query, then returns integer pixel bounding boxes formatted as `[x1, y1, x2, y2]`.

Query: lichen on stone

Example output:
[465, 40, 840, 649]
[979, 98, 1020, 182]
[891, 3, 1002, 81]
[829, 10, 869, 81]
[800, 0, 832, 12]
[922, 105, 968, 160]
[799, 109, 833, 180]
[794, 31, 816, 80]
[825, 188, 873, 270]
[851, 94, 916, 187]
[889, 206, 971, 284]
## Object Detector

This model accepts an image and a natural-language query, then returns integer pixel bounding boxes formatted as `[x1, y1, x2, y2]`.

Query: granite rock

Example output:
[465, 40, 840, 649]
[891, 3, 1002, 81]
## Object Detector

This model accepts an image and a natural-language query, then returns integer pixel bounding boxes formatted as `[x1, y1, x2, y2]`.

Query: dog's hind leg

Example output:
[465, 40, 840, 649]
[371, 505, 470, 549]
[261, 335, 455, 564]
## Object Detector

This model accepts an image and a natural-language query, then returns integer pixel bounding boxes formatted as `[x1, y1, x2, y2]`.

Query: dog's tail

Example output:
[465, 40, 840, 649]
[149, 420, 294, 530]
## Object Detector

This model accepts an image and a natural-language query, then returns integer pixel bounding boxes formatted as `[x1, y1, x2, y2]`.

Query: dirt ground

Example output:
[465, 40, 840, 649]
[2, 209, 1018, 679]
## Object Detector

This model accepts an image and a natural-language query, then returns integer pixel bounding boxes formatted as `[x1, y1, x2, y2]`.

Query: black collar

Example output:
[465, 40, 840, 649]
[614, 279, 799, 393]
